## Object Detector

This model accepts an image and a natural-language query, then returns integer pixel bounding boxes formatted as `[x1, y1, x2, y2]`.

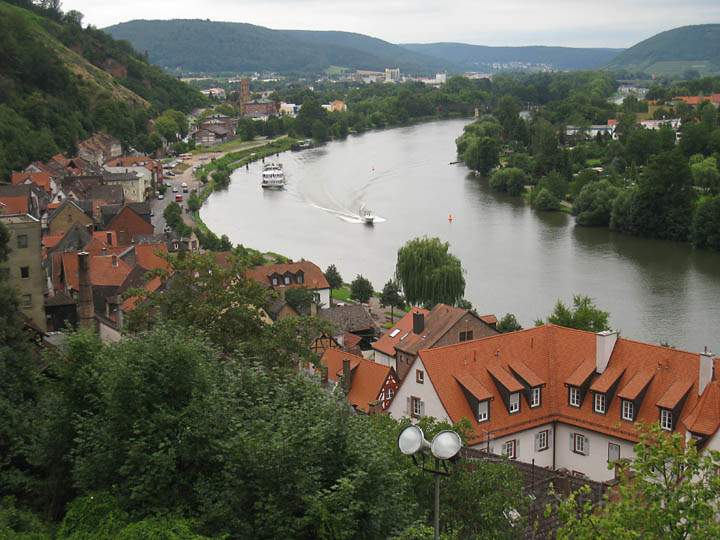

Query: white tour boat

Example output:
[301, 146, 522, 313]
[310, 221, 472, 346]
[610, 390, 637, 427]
[261, 163, 286, 189]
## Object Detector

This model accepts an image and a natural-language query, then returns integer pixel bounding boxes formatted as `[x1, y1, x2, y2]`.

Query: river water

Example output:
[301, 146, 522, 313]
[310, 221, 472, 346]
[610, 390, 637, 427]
[201, 118, 720, 352]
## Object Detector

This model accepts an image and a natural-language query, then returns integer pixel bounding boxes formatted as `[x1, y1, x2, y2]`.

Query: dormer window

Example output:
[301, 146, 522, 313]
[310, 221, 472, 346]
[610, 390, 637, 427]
[569, 386, 581, 407]
[594, 393, 606, 414]
[509, 392, 520, 414]
[284, 275, 291, 285]
[621, 399, 634, 421]
[530, 387, 541, 408]
[272, 277, 279, 286]
[477, 400, 489, 422]
[297, 273, 304, 284]
[660, 408, 673, 431]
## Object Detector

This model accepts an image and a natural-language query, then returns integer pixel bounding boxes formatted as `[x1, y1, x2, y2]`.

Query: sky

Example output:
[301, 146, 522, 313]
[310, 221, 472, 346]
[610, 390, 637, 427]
[62, 0, 720, 48]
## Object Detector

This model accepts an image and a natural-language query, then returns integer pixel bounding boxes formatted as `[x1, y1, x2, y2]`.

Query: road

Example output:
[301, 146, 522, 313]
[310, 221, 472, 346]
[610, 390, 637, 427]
[149, 138, 273, 233]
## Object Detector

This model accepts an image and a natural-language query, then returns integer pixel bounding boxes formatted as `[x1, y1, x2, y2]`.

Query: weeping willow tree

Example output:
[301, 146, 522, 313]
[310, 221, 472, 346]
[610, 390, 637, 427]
[395, 237, 465, 307]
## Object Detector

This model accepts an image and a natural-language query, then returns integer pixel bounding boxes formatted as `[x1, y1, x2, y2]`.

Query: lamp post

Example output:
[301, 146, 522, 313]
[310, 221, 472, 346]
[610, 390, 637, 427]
[398, 426, 462, 540]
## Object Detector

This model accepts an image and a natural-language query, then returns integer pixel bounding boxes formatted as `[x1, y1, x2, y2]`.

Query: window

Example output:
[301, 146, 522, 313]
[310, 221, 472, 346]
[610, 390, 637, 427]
[459, 330, 474, 342]
[509, 392, 520, 414]
[386, 387, 394, 400]
[411, 396, 423, 418]
[20, 266, 29, 279]
[272, 277, 279, 286]
[660, 408, 673, 431]
[572, 433, 588, 455]
[535, 429, 549, 451]
[502, 440, 517, 459]
[17, 235, 28, 248]
[622, 399, 634, 421]
[608, 443, 621, 463]
[477, 400, 489, 423]
[594, 393, 606, 414]
[297, 274, 304, 284]
[21, 294, 32, 307]
[530, 387, 541, 408]
[416, 370, 424, 384]
[569, 386, 581, 407]
[284, 275, 291, 285]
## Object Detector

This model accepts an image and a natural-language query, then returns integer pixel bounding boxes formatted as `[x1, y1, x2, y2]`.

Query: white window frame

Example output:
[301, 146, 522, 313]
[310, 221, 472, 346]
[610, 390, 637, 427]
[594, 392, 606, 414]
[272, 277, 279, 286]
[284, 275, 291, 285]
[530, 387, 541, 408]
[509, 392, 520, 414]
[660, 408, 673, 431]
[622, 399, 634, 421]
[536, 430, 549, 451]
[569, 386, 581, 407]
[572, 433, 588, 455]
[411, 396, 423, 417]
[386, 387, 394, 400]
[503, 439, 516, 459]
[477, 400, 489, 423]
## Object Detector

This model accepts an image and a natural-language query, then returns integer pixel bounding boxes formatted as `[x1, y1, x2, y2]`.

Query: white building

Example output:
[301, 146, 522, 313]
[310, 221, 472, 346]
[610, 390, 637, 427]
[388, 324, 718, 482]
[385, 68, 401, 83]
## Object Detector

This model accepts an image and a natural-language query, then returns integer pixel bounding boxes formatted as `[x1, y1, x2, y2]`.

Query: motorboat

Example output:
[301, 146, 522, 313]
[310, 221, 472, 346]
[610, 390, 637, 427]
[261, 163, 285, 189]
[360, 205, 375, 225]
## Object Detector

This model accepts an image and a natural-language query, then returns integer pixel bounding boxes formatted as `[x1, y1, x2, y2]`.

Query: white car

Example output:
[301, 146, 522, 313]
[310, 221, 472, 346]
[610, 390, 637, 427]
[158, 194, 164, 200]
[172, 187, 178, 193]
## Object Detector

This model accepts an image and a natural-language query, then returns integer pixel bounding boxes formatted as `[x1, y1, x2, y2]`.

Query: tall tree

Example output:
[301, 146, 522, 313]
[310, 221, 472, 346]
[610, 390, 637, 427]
[379, 280, 405, 323]
[324, 264, 343, 291]
[350, 275, 373, 304]
[395, 237, 465, 307]
[538, 294, 610, 332]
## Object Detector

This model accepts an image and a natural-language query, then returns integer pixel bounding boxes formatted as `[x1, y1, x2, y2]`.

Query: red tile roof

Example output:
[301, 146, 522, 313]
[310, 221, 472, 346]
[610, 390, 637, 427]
[0, 196, 28, 215]
[372, 307, 430, 357]
[455, 372, 493, 402]
[416, 325, 709, 445]
[58, 251, 132, 291]
[617, 369, 655, 401]
[245, 260, 330, 290]
[508, 359, 544, 388]
[121, 276, 163, 312]
[487, 364, 525, 393]
[590, 364, 625, 393]
[480, 314, 497, 325]
[135, 243, 170, 271]
[11, 171, 52, 194]
[683, 381, 720, 436]
[321, 349, 393, 413]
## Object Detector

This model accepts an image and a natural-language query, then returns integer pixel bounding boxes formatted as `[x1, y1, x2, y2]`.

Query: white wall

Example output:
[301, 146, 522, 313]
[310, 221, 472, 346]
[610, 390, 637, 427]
[474, 423, 556, 470]
[387, 356, 450, 422]
[317, 288, 331, 309]
[554, 423, 635, 482]
[373, 350, 396, 372]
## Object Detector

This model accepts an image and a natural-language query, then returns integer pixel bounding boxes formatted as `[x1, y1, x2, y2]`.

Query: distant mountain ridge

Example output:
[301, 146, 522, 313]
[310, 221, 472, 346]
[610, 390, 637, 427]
[401, 42, 623, 71]
[606, 24, 720, 76]
[105, 19, 621, 74]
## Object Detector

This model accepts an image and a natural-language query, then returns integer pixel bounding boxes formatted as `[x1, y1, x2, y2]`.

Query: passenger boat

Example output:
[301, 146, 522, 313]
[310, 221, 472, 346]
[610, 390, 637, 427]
[360, 205, 375, 225]
[261, 163, 285, 189]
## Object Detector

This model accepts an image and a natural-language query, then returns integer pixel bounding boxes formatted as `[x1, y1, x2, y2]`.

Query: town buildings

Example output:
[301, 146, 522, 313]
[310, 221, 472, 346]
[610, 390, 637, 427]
[242, 98, 280, 120]
[385, 68, 401, 83]
[386, 324, 720, 482]
[244, 260, 332, 307]
[0, 214, 46, 330]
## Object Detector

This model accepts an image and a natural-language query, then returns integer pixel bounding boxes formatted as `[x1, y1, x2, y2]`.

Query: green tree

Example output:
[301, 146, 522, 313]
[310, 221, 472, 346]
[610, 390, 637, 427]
[324, 264, 343, 291]
[691, 196, 720, 251]
[572, 179, 620, 226]
[285, 287, 315, 315]
[496, 314, 522, 333]
[380, 280, 405, 323]
[395, 237, 465, 307]
[489, 167, 526, 196]
[690, 155, 719, 194]
[463, 136, 500, 176]
[350, 275, 374, 304]
[540, 294, 610, 332]
[556, 426, 720, 540]
[531, 187, 561, 211]
[186, 192, 201, 213]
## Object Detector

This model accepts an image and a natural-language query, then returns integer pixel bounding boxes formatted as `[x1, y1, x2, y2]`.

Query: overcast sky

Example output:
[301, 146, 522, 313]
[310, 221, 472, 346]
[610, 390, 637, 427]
[62, 0, 720, 48]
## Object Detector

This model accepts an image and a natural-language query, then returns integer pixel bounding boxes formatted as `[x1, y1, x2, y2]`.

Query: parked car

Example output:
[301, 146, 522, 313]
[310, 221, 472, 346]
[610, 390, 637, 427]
[175, 194, 183, 202]
[172, 187, 178, 193]
[158, 194, 164, 200]
[166, 171, 175, 177]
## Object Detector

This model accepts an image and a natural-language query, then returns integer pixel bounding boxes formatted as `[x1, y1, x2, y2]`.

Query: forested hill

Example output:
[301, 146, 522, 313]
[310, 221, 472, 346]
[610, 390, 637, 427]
[401, 42, 623, 71]
[105, 20, 449, 74]
[104, 19, 621, 74]
[606, 24, 720, 76]
[0, 1, 205, 179]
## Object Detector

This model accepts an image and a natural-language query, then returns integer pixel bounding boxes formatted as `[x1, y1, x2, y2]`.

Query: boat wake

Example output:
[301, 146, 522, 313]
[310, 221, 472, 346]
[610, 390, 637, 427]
[308, 203, 386, 224]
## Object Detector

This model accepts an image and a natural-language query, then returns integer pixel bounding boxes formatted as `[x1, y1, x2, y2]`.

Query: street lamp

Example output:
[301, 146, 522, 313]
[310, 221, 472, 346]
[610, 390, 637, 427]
[398, 426, 462, 540]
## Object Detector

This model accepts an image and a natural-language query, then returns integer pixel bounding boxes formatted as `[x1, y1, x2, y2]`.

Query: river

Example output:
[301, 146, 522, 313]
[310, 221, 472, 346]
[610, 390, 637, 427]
[201, 118, 720, 353]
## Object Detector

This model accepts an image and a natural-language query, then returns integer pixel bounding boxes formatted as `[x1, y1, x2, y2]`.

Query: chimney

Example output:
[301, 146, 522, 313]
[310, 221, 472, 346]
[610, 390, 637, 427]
[413, 311, 425, 335]
[111, 254, 118, 267]
[342, 358, 353, 393]
[595, 330, 618, 374]
[699, 349, 715, 396]
[77, 251, 95, 330]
